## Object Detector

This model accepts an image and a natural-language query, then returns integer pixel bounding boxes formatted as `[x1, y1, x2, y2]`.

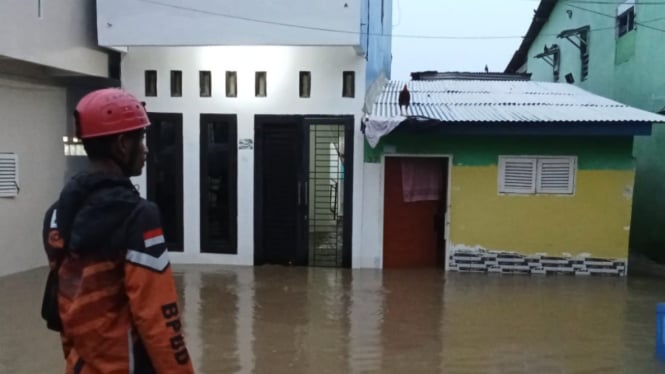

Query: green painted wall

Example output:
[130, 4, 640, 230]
[365, 134, 634, 170]
[525, 0, 665, 260]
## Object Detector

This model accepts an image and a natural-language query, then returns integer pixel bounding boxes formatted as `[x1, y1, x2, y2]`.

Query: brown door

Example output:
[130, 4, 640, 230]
[383, 157, 446, 268]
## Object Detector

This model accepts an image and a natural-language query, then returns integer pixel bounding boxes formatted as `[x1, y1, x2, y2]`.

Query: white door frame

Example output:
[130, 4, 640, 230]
[380, 154, 453, 271]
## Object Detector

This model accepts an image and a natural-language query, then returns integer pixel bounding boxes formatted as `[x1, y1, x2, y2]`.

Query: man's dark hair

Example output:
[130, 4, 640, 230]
[82, 129, 144, 161]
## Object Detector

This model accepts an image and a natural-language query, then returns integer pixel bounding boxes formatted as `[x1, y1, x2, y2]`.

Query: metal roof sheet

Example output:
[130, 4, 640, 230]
[372, 80, 665, 124]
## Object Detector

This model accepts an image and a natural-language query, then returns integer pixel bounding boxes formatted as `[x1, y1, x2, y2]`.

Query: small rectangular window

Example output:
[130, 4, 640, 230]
[617, 1, 636, 37]
[0, 153, 19, 198]
[299, 71, 311, 98]
[255, 72, 267, 97]
[200, 71, 212, 97]
[145, 70, 157, 97]
[37, 0, 43, 18]
[343, 71, 355, 98]
[226, 71, 237, 98]
[170, 70, 182, 97]
[499, 156, 576, 195]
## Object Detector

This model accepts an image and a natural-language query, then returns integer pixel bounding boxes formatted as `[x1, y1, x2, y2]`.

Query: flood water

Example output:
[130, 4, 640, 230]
[1, 265, 665, 373]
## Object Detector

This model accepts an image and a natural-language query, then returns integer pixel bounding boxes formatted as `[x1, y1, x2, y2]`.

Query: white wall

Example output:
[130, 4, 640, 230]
[0, 77, 66, 277]
[0, 0, 109, 77]
[357, 163, 383, 268]
[122, 46, 367, 267]
[97, 0, 361, 47]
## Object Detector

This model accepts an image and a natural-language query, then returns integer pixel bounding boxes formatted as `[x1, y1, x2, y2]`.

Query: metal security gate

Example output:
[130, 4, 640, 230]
[307, 123, 346, 267]
[255, 116, 353, 268]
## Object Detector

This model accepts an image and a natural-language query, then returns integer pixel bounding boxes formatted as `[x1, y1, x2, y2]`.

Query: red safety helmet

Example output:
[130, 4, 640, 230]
[75, 88, 150, 139]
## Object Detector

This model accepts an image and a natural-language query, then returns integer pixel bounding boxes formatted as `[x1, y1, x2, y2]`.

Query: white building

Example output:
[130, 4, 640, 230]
[96, 0, 393, 268]
[0, 0, 119, 276]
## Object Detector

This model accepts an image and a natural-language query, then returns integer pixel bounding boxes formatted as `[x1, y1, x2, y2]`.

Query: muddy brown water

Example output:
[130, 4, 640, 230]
[1, 265, 665, 373]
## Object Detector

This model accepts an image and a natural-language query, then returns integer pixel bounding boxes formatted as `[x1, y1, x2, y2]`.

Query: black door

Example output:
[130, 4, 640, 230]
[146, 113, 184, 252]
[255, 117, 308, 266]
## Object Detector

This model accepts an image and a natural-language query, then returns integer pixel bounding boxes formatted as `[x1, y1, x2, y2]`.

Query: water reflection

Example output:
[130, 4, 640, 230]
[380, 270, 444, 374]
[440, 275, 627, 373]
[3, 267, 665, 373]
[349, 270, 384, 373]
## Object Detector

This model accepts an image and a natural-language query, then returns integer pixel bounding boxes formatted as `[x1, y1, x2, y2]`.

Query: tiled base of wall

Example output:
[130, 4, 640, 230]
[449, 248, 627, 276]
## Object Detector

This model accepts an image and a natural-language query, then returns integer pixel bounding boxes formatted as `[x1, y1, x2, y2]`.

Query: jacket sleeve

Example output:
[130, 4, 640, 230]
[124, 202, 195, 374]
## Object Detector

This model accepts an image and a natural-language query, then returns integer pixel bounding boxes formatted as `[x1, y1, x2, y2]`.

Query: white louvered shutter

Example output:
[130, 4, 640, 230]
[499, 157, 536, 194]
[0, 153, 18, 197]
[537, 158, 576, 194]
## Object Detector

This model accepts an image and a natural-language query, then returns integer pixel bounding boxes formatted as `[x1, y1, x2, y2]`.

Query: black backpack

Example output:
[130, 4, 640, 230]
[41, 258, 64, 332]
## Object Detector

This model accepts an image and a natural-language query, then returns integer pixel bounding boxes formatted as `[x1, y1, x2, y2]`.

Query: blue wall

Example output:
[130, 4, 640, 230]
[361, 0, 392, 87]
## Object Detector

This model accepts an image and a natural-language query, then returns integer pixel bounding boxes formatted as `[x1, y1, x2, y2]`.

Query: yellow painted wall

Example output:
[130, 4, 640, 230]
[449, 166, 635, 259]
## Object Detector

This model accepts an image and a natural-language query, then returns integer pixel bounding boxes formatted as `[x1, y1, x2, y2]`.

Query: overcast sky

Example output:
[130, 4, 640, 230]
[391, 1, 538, 80]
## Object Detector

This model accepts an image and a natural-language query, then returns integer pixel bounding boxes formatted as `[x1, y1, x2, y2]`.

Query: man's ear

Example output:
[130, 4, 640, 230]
[112, 133, 129, 158]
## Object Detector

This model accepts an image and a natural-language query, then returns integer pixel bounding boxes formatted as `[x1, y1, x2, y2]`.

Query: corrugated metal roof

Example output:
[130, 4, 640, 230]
[411, 71, 531, 81]
[372, 80, 665, 123]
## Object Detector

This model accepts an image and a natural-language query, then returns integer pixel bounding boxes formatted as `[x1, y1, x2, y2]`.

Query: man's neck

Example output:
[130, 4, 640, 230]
[90, 159, 126, 178]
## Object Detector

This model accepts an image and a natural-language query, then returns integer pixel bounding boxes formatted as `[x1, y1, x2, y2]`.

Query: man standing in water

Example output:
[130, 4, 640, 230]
[41, 88, 195, 374]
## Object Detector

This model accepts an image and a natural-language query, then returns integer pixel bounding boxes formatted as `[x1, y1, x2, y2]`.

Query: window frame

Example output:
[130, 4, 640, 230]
[199, 71, 212, 98]
[145, 70, 157, 97]
[170, 70, 182, 97]
[299, 71, 311, 98]
[225, 71, 238, 98]
[617, 1, 636, 38]
[498, 156, 577, 196]
[0, 153, 19, 198]
[255, 71, 267, 97]
[342, 71, 355, 98]
[199, 114, 238, 254]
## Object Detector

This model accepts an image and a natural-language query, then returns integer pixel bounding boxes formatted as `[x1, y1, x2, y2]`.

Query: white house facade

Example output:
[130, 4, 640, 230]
[97, 0, 393, 268]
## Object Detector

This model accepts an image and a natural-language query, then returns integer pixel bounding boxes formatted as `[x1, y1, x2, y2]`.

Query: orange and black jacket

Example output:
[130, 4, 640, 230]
[42, 172, 195, 374]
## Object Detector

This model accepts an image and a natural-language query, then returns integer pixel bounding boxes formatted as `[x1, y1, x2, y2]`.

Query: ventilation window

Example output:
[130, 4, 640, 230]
[0, 153, 19, 198]
[170, 70, 182, 97]
[499, 156, 576, 195]
[299, 71, 311, 98]
[343, 71, 355, 98]
[255, 72, 267, 97]
[200, 71, 212, 97]
[226, 71, 237, 98]
[37, 0, 43, 18]
[145, 70, 157, 97]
